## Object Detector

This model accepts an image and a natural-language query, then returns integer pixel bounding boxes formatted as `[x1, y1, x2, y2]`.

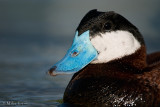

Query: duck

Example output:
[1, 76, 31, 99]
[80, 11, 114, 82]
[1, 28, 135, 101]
[48, 9, 160, 106]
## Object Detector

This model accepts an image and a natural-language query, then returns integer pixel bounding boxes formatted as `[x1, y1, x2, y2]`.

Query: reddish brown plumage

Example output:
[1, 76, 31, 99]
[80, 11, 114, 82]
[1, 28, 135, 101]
[147, 51, 160, 65]
[63, 46, 160, 106]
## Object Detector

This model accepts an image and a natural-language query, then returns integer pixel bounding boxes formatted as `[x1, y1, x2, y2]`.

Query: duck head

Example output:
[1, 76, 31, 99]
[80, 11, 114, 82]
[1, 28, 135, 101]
[48, 9, 145, 76]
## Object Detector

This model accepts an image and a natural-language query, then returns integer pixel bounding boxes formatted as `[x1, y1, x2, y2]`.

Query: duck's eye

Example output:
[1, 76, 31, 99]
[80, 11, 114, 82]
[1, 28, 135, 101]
[104, 22, 112, 30]
[71, 51, 79, 57]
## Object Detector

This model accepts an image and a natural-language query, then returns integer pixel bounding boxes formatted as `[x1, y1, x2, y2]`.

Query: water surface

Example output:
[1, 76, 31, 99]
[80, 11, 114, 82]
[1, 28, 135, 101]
[0, 35, 73, 106]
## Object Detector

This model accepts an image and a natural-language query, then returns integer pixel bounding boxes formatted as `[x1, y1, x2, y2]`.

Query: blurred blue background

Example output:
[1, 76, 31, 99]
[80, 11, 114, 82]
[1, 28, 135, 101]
[0, 0, 160, 106]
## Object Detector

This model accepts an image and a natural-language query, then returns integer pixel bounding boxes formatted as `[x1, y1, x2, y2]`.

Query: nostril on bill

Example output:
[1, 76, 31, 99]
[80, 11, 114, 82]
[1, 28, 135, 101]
[48, 66, 57, 76]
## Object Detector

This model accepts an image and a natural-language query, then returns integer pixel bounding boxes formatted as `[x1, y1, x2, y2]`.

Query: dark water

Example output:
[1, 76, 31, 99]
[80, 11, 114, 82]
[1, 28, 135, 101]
[0, 35, 73, 106]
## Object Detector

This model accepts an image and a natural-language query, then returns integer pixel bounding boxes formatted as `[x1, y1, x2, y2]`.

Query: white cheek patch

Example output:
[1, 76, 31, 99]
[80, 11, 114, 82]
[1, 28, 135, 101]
[90, 31, 141, 64]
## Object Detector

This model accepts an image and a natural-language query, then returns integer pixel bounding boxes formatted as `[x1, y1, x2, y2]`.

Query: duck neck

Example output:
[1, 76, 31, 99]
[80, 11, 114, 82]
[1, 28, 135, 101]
[78, 45, 147, 78]
[115, 45, 147, 71]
